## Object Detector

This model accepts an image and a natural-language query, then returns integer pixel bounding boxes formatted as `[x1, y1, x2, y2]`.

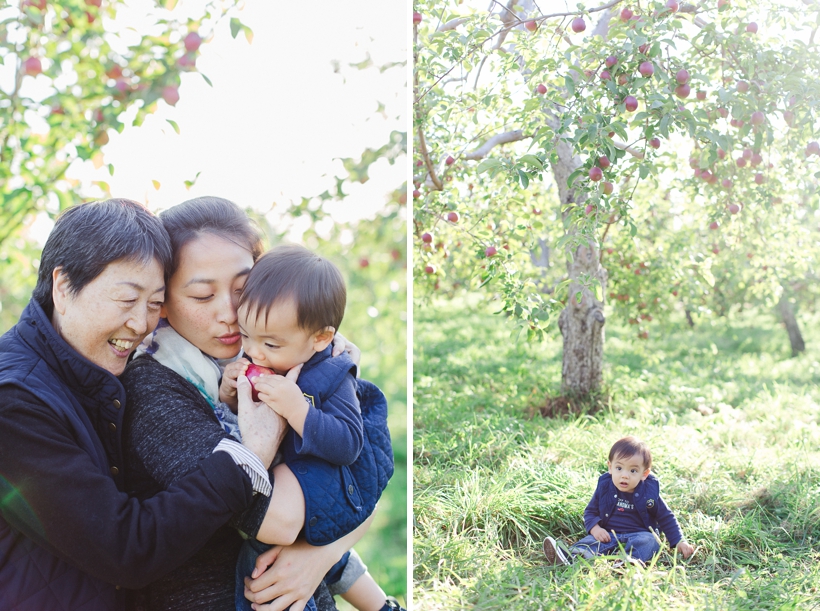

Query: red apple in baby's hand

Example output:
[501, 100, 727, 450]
[246, 364, 275, 401]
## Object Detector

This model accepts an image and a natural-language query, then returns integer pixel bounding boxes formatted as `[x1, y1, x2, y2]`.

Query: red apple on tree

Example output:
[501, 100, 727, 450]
[620, 7, 633, 21]
[750, 111, 765, 126]
[665, 0, 678, 12]
[184, 32, 202, 52]
[536, 83, 547, 94]
[246, 364, 275, 402]
[674, 84, 690, 98]
[601, 181, 614, 195]
[525, 20, 538, 32]
[605, 55, 618, 68]
[600, 71, 611, 81]
[696, 90, 706, 100]
[597, 155, 611, 169]
[445, 155, 455, 165]
[571, 17, 586, 32]
[589, 167, 603, 181]
[421, 232, 433, 243]
[624, 95, 638, 111]
[447, 211, 459, 223]
[639, 61, 654, 77]
[424, 264, 436, 274]
[728, 203, 740, 214]
[413, 189, 421, 199]
[485, 246, 498, 257]
[736, 80, 749, 93]
[162, 85, 180, 106]
[675, 69, 690, 84]
[649, 137, 660, 149]
[618, 74, 628, 85]
[85, 0, 102, 6]
[23, 56, 42, 76]
[710, 221, 719, 230]
[746, 22, 758, 33]
[413, 11, 422, 24]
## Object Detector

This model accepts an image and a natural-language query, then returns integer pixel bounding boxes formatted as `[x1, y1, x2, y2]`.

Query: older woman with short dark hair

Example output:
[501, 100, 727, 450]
[0, 199, 286, 610]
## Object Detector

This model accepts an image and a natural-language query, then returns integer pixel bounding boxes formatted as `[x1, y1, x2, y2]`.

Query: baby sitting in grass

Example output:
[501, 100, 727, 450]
[543, 436, 695, 567]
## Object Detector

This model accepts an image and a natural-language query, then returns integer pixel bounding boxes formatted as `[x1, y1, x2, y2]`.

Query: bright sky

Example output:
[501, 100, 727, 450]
[8, 0, 407, 239]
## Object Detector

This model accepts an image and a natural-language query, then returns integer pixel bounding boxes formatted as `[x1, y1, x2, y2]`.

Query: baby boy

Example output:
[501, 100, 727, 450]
[543, 436, 694, 566]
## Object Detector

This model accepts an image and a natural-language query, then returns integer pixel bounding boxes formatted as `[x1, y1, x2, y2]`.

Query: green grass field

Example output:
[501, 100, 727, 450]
[413, 296, 820, 610]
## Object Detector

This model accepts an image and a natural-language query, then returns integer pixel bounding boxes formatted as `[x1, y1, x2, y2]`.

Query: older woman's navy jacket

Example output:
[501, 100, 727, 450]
[0, 300, 253, 610]
[583, 472, 684, 547]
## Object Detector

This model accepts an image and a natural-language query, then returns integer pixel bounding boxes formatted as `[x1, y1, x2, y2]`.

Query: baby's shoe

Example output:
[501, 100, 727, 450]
[379, 596, 405, 611]
[542, 536, 573, 566]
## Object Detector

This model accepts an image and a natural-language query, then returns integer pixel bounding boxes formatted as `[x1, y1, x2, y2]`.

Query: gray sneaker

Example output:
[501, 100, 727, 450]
[543, 536, 573, 566]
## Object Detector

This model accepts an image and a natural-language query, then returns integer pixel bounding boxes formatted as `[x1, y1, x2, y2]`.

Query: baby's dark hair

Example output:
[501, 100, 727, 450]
[608, 436, 652, 470]
[239, 244, 346, 334]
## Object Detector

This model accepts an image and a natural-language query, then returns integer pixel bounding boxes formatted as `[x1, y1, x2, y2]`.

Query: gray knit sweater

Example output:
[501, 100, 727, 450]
[121, 354, 336, 611]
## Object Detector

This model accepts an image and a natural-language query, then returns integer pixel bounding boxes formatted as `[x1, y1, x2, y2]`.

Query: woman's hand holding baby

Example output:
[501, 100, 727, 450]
[236, 375, 287, 469]
[590, 524, 611, 543]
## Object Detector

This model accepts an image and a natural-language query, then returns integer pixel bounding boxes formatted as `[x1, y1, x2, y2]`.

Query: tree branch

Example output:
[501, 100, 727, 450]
[417, 126, 444, 190]
[437, 18, 470, 32]
[464, 130, 529, 159]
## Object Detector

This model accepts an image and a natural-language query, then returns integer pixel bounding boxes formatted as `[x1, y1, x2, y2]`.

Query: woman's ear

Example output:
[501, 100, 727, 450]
[51, 267, 70, 316]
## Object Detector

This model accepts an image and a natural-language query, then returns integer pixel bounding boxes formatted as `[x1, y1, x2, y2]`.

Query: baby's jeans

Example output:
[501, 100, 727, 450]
[570, 530, 661, 562]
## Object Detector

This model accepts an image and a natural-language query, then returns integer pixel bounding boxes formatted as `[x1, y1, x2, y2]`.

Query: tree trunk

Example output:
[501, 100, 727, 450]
[550, 131, 607, 396]
[507, 0, 610, 396]
[778, 292, 805, 356]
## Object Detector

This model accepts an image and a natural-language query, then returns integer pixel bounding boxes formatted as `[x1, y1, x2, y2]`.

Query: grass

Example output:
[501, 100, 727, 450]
[413, 296, 820, 610]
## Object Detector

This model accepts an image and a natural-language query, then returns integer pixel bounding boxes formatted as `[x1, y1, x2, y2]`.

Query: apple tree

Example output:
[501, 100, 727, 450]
[413, 0, 820, 396]
[0, 0, 249, 328]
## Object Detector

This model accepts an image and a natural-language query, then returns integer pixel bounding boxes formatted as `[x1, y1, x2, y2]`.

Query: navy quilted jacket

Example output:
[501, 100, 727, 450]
[281, 346, 394, 545]
[0, 300, 253, 610]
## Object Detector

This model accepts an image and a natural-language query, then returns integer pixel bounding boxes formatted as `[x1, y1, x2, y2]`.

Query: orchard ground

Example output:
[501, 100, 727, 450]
[413, 294, 820, 610]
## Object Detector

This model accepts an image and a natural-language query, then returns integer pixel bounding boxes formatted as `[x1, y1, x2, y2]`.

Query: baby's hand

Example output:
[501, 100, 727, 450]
[219, 358, 250, 411]
[254, 364, 308, 434]
[590, 524, 611, 543]
[676, 540, 695, 559]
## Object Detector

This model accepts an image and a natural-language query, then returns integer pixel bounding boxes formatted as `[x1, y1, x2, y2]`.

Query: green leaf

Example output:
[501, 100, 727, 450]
[200, 73, 213, 87]
[476, 158, 502, 173]
[519, 154, 543, 169]
[660, 114, 671, 138]
[567, 167, 585, 188]
[230, 17, 242, 39]
[564, 75, 575, 96]
[518, 170, 529, 189]
[166, 119, 180, 134]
